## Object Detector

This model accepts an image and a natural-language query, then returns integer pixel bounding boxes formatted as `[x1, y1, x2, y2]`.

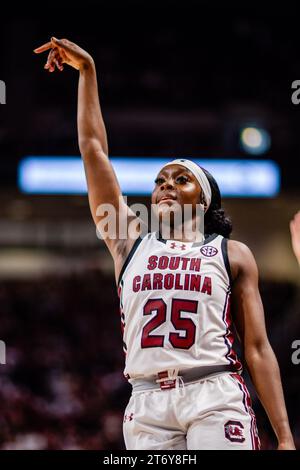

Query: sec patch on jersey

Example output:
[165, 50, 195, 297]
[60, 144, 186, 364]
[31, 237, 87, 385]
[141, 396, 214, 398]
[200, 245, 218, 257]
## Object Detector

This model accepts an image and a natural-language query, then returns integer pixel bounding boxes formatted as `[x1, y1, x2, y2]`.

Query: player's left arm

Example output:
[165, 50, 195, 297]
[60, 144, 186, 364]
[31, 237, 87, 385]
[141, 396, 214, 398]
[228, 240, 295, 450]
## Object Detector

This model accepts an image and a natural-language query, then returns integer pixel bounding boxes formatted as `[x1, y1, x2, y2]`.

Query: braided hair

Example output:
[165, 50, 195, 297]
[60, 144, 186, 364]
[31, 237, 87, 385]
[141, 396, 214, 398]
[201, 167, 233, 239]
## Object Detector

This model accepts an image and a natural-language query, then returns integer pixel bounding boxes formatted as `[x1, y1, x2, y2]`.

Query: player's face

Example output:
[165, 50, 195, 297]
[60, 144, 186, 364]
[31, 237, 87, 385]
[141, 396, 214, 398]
[151, 164, 202, 213]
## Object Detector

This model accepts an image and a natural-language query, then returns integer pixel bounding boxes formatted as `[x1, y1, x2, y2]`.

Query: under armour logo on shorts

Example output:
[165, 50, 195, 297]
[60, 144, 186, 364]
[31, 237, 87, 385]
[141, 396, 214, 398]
[124, 413, 134, 423]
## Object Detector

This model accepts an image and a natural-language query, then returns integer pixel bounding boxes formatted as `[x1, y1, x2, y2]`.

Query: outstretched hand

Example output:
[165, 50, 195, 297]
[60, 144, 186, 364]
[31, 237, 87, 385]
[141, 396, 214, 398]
[34, 37, 93, 72]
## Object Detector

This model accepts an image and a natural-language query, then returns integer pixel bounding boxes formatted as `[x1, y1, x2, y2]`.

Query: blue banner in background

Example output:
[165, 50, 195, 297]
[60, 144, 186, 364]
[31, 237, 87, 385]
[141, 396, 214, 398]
[18, 157, 280, 197]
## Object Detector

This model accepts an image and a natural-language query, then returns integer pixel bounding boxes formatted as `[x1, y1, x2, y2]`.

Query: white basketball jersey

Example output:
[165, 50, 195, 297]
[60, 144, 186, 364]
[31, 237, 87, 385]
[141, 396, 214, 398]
[117, 232, 242, 378]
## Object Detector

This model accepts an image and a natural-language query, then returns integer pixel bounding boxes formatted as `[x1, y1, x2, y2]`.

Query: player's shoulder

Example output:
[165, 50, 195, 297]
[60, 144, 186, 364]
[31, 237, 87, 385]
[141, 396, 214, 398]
[227, 239, 258, 281]
[227, 239, 254, 257]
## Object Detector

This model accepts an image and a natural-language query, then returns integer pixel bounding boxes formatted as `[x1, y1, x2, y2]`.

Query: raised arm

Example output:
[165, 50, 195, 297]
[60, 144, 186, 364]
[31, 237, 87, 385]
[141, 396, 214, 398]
[228, 240, 295, 450]
[34, 38, 142, 278]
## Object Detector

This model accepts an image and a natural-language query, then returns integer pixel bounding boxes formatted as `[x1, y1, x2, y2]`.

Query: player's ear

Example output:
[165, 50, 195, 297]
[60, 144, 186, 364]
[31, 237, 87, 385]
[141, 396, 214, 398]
[200, 191, 208, 213]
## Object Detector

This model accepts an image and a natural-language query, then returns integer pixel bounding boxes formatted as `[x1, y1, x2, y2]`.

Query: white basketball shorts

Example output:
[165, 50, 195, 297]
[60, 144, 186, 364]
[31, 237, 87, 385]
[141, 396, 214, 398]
[123, 372, 260, 450]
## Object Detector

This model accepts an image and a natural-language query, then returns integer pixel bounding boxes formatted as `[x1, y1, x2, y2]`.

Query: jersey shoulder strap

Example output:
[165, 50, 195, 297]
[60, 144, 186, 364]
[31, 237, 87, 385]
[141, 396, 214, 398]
[117, 232, 151, 286]
[199, 234, 233, 287]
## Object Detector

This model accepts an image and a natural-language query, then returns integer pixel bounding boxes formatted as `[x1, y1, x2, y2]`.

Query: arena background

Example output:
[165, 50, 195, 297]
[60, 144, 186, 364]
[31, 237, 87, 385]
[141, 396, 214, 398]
[0, 1, 299, 450]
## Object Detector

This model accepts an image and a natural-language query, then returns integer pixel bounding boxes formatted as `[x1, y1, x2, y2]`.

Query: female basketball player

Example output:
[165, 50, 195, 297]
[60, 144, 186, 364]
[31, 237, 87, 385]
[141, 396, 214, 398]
[34, 38, 295, 450]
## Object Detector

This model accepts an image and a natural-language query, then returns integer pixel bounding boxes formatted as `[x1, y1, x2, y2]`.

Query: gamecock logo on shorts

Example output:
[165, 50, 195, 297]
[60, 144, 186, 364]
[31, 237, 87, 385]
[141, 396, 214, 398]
[224, 420, 245, 443]
[200, 245, 218, 257]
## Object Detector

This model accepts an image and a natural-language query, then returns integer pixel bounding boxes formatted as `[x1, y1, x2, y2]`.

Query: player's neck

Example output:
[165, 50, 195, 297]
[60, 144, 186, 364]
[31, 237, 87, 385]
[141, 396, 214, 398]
[159, 219, 205, 243]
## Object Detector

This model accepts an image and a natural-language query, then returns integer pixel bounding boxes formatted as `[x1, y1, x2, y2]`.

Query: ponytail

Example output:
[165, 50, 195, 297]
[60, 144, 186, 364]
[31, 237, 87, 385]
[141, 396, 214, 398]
[201, 167, 233, 238]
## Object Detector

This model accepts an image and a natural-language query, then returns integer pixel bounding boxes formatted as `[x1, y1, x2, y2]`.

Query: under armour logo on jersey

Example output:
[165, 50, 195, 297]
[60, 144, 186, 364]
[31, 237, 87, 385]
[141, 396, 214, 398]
[224, 420, 245, 443]
[200, 245, 218, 257]
[170, 242, 187, 250]
[124, 413, 134, 423]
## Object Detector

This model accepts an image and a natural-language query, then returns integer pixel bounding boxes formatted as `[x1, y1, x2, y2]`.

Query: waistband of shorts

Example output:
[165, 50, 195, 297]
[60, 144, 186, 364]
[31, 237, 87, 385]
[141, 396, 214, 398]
[129, 364, 237, 392]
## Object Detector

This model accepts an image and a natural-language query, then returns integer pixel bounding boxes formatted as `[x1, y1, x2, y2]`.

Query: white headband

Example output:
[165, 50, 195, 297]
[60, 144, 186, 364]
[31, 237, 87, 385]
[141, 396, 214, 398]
[161, 159, 212, 208]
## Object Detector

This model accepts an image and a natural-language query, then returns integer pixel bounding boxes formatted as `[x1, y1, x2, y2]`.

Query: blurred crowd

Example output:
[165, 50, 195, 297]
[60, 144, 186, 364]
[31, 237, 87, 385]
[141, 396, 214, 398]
[0, 271, 130, 449]
[0, 269, 299, 450]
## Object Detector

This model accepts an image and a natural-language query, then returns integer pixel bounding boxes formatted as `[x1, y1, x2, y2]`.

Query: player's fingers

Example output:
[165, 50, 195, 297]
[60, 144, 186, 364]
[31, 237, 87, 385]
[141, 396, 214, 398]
[53, 52, 64, 71]
[44, 51, 52, 69]
[44, 48, 57, 71]
[34, 41, 53, 54]
[49, 60, 56, 72]
[59, 48, 68, 61]
[51, 37, 77, 54]
[59, 48, 70, 65]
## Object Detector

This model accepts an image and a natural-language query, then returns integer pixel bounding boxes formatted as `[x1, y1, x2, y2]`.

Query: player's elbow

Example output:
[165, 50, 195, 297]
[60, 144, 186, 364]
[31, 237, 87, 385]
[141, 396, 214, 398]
[79, 138, 107, 160]
[244, 337, 273, 364]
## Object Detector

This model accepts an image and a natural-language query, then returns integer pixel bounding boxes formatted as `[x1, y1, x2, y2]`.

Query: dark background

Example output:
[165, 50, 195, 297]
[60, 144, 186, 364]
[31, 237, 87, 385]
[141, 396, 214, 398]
[0, 2, 300, 188]
[0, 1, 299, 450]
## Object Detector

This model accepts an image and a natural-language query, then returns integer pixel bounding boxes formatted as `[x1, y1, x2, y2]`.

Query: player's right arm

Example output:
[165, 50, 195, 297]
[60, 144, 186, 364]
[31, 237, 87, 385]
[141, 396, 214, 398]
[34, 38, 142, 279]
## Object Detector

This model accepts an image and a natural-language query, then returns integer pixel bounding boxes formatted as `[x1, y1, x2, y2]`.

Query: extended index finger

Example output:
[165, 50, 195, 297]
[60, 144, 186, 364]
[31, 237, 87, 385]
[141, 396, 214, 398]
[33, 41, 54, 54]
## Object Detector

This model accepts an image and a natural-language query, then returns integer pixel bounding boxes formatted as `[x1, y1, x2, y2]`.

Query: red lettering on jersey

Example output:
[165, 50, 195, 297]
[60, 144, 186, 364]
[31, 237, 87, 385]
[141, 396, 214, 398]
[164, 273, 174, 289]
[190, 258, 201, 272]
[147, 255, 158, 270]
[184, 274, 190, 290]
[153, 273, 163, 290]
[201, 276, 212, 295]
[133, 273, 213, 295]
[141, 274, 151, 290]
[190, 274, 201, 291]
[181, 258, 190, 270]
[133, 275, 141, 292]
[169, 257, 180, 270]
[174, 273, 183, 289]
[158, 256, 169, 269]
[147, 255, 204, 272]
